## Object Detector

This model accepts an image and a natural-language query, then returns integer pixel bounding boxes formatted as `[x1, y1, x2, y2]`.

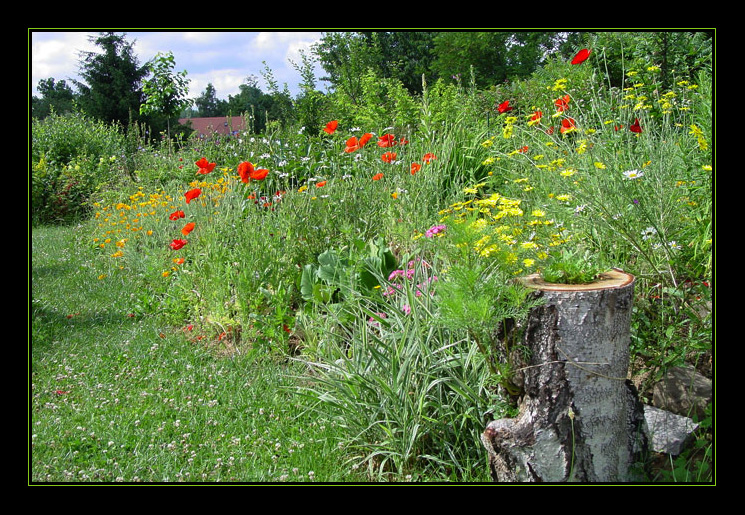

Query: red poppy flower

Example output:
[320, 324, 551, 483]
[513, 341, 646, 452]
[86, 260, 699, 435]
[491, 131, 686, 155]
[571, 48, 591, 65]
[344, 135, 371, 153]
[251, 167, 269, 180]
[184, 188, 201, 204]
[372, 173, 384, 181]
[359, 133, 373, 146]
[195, 157, 216, 175]
[170, 238, 188, 250]
[344, 137, 359, 153]
[530, 110, 543, 124]
[381, 151, 397, 163]
[422, 153, 437, 163]
[560, 118, 577, 134]
[169, 210, 185, 220]
[555, 95, 570, 112]
[181, 222, 195, 236]
[237, 161, 269, 181]
[323, 120, 338, 134]
[316, 181, 327, 188]
[377, 134, 396, 148]
[410, 162, 421, 175]
[497, 100, 513, 113]
[237, 161, 252, 183]
[629, 118, 643, 133]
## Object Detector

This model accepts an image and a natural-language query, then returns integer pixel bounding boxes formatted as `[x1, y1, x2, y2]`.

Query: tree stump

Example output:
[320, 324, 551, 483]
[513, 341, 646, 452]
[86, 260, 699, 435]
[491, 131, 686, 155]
[481, 269, 649, 482]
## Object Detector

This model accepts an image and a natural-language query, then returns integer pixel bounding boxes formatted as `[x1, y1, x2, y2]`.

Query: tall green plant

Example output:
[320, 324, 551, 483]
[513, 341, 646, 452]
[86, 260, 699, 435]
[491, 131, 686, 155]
[140, 51, 192, 148]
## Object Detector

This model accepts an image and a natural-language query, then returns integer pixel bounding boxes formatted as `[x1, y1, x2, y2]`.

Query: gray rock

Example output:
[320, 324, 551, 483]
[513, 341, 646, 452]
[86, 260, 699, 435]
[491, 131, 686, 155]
[644, 404, 699, 456]
[652, 364, 711, 419]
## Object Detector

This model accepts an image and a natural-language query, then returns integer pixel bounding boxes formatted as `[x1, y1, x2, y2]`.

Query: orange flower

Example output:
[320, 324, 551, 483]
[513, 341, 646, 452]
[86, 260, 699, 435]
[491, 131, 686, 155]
[377, 134, 396, 148]
[359, 132, 373, 146]
[422, 153, 437, 163]
[251, 167, 269, 181]
[555, 95, 570, 112]
[185, 188, 201, 204]
[344, 133, 373, 153]
[237, 161, 252, 183]
[195, 157, 216, 175]
[372, 173, 384, 181]
[170, 238, 187, 250]
[323, 120, 338, 134]
[169, 210, 185, 220]
[181, 222, 195, 236]
[381, 151, 397, 163]
[410, 162, 421, 175]
[237, 161, 269, 182]
[316, 181, 327, 187]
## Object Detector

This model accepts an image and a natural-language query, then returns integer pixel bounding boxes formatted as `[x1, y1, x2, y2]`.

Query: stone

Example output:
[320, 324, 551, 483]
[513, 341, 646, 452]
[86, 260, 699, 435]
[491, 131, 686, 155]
[644, 404, 699, 456]
[652, 364, 711, 419]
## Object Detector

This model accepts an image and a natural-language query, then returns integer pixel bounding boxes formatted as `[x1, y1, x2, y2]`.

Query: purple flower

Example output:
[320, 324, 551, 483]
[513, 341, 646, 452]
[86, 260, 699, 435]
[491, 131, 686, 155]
[425, 224, 446, 238]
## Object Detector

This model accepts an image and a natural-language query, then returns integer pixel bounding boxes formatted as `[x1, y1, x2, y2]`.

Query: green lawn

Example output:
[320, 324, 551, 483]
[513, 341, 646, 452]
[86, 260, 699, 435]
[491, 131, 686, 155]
[30, 225, 376, 483]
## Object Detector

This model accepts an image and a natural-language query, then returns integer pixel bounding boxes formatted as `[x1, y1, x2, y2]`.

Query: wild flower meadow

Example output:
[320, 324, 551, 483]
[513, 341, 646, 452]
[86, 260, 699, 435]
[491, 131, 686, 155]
[33, 46, 713, 482]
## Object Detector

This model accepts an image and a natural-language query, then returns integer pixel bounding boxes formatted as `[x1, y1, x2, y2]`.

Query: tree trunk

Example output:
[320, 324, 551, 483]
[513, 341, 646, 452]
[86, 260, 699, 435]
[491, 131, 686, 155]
[481, 269, 648, 482]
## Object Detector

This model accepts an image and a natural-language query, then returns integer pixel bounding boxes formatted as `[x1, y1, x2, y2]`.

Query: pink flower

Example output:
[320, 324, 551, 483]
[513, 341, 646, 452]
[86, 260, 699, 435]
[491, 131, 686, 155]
[425, 224, 446, 238]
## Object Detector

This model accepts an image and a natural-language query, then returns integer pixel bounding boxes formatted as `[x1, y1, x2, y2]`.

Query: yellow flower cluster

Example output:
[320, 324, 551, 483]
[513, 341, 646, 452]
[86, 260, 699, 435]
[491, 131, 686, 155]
[439, 184, 568, 275]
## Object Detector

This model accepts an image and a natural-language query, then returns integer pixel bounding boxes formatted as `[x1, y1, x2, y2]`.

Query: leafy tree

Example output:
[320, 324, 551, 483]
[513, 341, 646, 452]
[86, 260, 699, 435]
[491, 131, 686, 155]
[291, 49, 328, 134]
[74, 32, 148, 127]
[194, 83, 221, 117]
[313, 31, 437, 101]
[140, 51, 191, 142]
[223, 76, 275, 133]
[587, 31, 713, 89]
[312, 32, 382, 105]
[431, 31, 571, 88]
[32, 78, 77, 119]
[260, 63, 296, 129]
[358, 31, 437, 94]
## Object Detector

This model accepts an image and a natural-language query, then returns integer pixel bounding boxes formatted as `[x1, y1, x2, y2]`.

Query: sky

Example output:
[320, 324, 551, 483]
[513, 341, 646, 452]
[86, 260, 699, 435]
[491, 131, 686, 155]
[30, 30, 327, 102]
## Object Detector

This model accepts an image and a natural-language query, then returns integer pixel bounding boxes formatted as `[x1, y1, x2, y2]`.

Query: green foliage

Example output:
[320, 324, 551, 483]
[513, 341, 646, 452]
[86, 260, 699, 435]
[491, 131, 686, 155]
[140, 51, 191, 143]
[295, 266, 500, 481]
[31, 33, 713, 482]
[32, 78, 76, 119]
[31, 110, 126, 224]
[74, 32, 149, 127]
[541, 248, 608, 285]
[299, 237, 398, 306]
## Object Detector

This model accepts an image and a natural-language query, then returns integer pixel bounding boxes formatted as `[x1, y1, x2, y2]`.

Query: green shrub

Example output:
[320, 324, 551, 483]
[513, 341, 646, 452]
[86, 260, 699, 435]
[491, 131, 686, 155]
[32, 110, 126, 224]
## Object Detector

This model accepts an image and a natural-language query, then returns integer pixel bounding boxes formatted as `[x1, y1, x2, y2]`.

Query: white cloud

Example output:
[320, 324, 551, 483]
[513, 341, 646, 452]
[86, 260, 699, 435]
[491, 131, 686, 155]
[31, 32, 97, 87]
[30, 30, 325, 100]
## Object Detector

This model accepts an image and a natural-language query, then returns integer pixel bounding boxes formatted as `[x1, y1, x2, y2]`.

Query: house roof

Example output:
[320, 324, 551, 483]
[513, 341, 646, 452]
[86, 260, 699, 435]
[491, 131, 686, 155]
[178, 116, 246, 137]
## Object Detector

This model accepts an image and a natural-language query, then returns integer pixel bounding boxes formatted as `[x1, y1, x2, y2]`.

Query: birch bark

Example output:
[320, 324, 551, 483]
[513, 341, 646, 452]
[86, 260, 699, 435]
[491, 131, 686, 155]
[481, 269, 648, 482]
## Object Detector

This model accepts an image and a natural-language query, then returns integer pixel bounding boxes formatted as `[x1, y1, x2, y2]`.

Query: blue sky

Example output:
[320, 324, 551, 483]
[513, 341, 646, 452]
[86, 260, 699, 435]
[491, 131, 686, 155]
[30, 30, 326, 101]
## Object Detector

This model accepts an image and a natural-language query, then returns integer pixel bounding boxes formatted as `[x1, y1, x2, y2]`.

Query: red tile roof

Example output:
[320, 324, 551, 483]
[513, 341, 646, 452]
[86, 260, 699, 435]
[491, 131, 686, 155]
[178, 116, 246, 137]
